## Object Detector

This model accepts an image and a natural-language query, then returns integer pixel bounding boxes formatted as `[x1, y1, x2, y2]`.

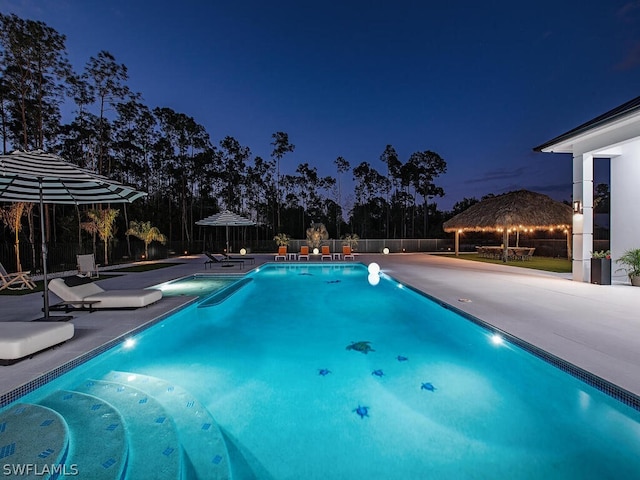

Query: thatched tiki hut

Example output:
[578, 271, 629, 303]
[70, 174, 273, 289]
[443, 190, 573, 261]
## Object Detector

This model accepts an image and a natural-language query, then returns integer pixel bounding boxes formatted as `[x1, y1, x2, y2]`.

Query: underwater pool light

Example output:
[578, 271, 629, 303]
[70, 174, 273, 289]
[123, 338, 136, 349]
[490, 334, 504, 346]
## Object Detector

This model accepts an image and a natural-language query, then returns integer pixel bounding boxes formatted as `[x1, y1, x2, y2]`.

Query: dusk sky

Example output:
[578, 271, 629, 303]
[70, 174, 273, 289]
[3, 1, 640, 210]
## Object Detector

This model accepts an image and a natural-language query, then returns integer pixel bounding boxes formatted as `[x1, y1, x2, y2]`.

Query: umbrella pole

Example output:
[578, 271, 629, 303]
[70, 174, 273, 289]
[39, 178, 50, 319]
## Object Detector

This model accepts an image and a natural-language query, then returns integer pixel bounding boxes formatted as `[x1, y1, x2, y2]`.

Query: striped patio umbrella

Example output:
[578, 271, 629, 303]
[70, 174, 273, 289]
[0, 150, 147, 319]
[196, 210, 255, 253]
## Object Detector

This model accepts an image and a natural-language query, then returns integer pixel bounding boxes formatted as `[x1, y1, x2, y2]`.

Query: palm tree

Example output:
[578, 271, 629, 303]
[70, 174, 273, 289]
[82, 208, 119, 266]
[0, 202, 33, 271]
[126, 220, 167, 260]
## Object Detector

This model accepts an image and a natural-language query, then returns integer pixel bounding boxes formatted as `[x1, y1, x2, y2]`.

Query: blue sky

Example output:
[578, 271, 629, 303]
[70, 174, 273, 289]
[3, 1, 640, 210]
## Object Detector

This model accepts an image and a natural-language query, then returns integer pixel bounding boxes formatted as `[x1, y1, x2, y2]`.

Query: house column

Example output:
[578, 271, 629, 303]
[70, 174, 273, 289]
[572, 153, 594, 282]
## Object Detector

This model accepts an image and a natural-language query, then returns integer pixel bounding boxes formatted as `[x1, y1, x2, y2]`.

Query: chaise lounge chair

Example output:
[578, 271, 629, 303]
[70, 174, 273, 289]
[204, 252, 245, 269]
[48, 276, 163, 312]
[321, 245, 332, 261]
[0, 321, 74, 365]
[0, 262, 36, 291]
[77, 253, 100, 278]
[225, 253, 255, 264]
[342, 245, 355, 260]
[298, 246, 309, 261]
[274, 246, 287, 261]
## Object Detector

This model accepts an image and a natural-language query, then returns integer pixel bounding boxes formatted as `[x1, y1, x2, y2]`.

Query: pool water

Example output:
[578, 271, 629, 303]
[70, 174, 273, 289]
[5, 264, 640, 479]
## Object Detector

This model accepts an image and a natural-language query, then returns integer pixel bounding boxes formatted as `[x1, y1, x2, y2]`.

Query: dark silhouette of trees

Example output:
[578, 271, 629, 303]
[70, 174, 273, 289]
[0, 13, 455, 263]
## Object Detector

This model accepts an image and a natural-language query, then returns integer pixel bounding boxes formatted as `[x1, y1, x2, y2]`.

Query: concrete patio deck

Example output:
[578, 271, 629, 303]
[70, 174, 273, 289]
[1, 253, 639, 407]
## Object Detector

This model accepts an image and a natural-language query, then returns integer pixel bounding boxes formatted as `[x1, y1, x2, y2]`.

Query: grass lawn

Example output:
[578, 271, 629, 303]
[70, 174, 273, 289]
[0, 280, 46, 295]
[439, 253, 572, 273]
[0, 262, 180, 295]
[109, 262, 183, 273]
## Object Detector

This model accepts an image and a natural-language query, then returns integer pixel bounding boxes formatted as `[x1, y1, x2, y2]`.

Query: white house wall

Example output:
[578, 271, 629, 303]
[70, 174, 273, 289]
[572, 153, 593, 282]
[541, 104, 640, 283]
[610, 139, 640, 282]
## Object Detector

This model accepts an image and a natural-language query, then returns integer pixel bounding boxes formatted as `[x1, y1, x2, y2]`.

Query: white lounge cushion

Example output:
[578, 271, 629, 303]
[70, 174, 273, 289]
[49, 278, 162, 309]
[84, 289, 162, 308]
[0, 322, 74, 361]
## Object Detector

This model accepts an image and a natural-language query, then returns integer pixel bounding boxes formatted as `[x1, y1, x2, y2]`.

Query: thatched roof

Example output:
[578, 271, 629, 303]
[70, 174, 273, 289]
[443, 190, 572, 233]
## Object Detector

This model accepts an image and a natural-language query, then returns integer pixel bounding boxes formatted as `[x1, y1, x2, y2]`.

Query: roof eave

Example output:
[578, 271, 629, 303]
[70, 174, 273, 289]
[533, 95, 640, 153]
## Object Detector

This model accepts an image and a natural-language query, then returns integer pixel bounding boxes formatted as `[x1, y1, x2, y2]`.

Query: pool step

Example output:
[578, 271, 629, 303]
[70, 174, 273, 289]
[198, 277, 253, 307]
[104, 371, 231, 479]
[75, 379, 182, 480]
[0, 403, 69, 479]
[40, 390, 128, 480]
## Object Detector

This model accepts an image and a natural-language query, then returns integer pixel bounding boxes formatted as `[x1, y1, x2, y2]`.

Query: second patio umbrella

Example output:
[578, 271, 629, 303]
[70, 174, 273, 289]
[196, 210, 255, 253]
[0, 149, 147, 319]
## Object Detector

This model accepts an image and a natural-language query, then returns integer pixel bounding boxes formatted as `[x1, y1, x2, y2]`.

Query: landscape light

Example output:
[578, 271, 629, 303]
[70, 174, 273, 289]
[240, 248, 247, 255]
[382, 247, 390, 255]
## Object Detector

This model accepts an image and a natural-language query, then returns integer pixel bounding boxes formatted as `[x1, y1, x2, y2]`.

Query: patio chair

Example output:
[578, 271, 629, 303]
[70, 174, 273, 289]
[298, 245, 309, 261]
[0, 262, 36, 291]
[321, 245, 332, 261]
[274, 246, 287, 261]
[77, 254, 100, 278]
[342, 245, 355, 261]
[204, 251, 245, 269]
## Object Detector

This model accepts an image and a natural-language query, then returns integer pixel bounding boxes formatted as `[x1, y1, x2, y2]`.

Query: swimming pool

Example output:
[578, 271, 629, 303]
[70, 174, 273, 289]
[2, 263, 640, 479]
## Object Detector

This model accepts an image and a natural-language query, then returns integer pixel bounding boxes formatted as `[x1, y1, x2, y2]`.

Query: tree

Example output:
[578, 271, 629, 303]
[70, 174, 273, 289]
[153, 107, 211, 247]
[594, 183, 610, 214]
[405, 150, 446, 236]
[81, 208, 119, 265]
[0, 201, 33, 270]
[216, 136, 249, 210]
[84, 50, 133, 175]
[451, 197, 479, 216]
[352, 161, 388, 237]
[271, 132, 295, 231]
[380, 145, 401, 237]
[0, 13, 70, 150]
[125, 220, 167, 260]
[334, 156, 350, 237]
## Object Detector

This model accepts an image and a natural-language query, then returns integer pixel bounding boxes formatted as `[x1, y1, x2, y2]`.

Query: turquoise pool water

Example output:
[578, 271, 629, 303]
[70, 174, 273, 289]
[4, 263, 640, 479]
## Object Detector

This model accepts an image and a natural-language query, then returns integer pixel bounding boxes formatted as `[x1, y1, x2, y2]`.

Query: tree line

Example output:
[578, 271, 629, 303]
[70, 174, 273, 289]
[0, 12, 492, 262]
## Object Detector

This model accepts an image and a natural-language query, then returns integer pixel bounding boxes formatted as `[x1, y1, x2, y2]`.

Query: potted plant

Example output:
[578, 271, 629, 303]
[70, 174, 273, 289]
[341, 233, 360, 250]
[590, 250, 611, 285]
[273, 233, 290, 247]
[616, 248, 640, 286]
